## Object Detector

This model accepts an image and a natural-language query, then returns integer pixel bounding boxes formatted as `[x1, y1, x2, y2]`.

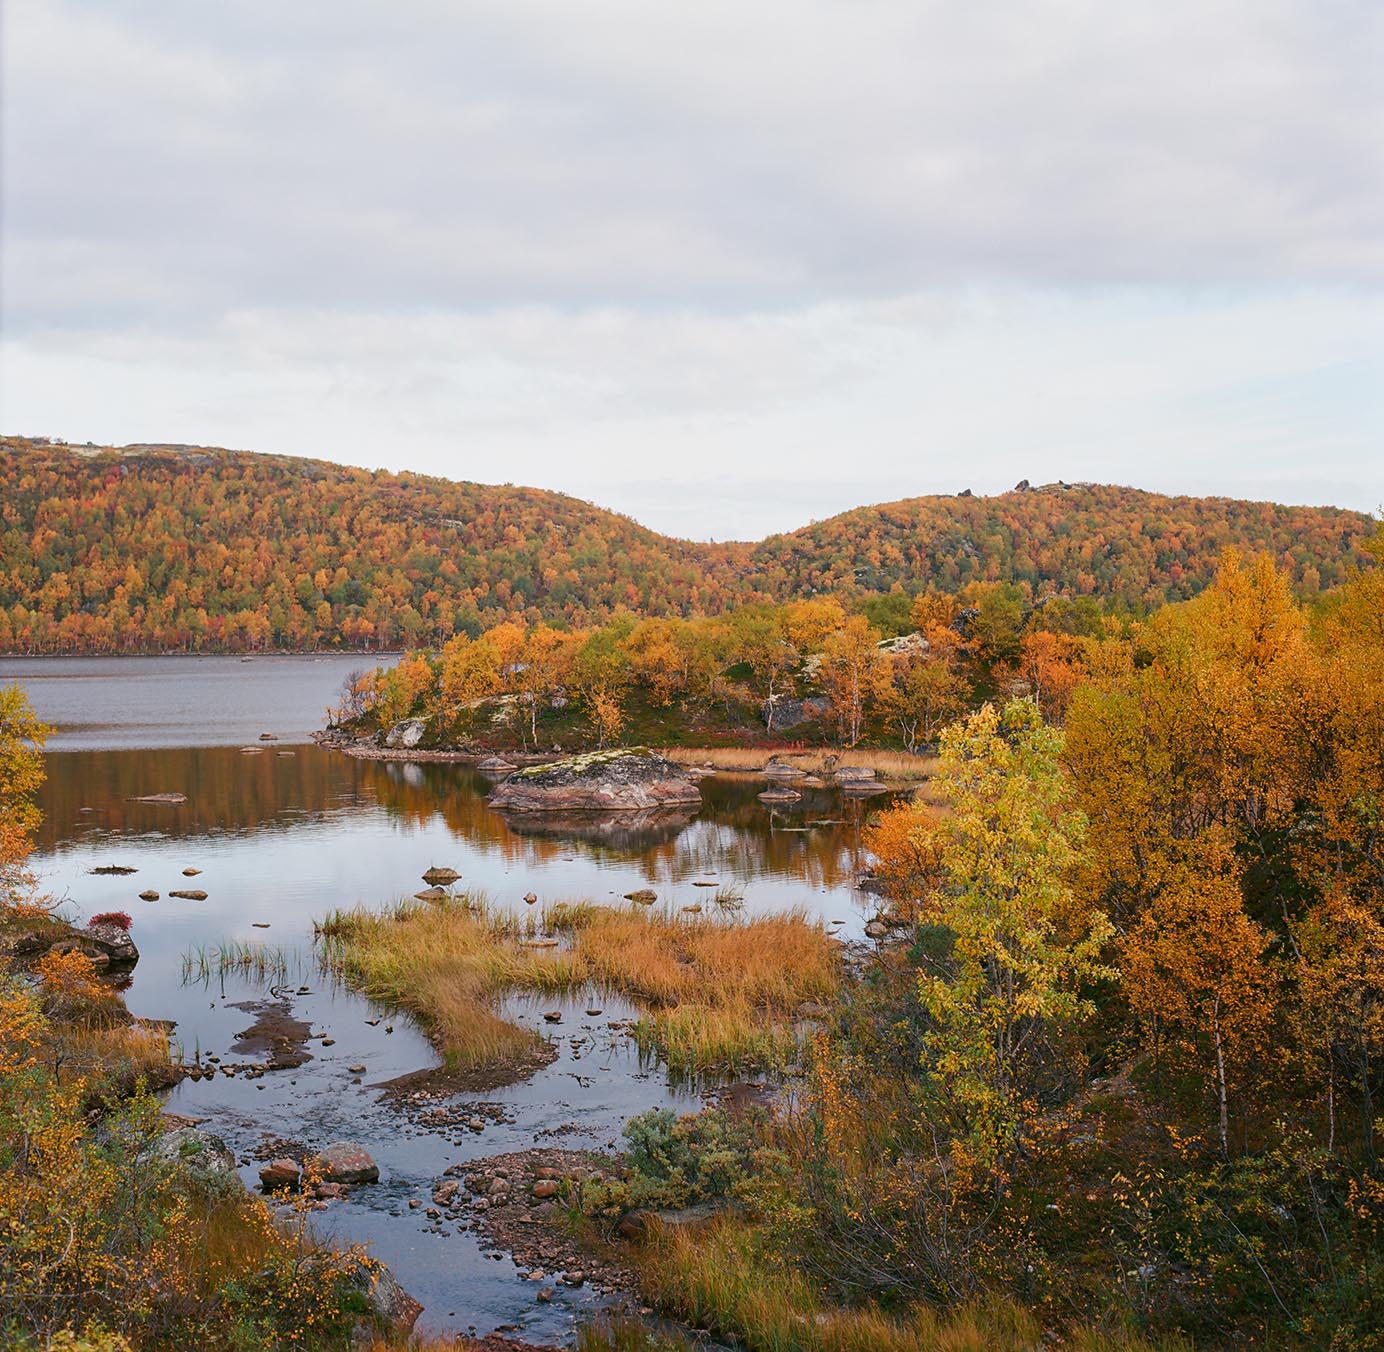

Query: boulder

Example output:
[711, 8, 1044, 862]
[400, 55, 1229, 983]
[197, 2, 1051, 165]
[761, 695, 831, 731]
[477, 756, 517, 773]
[49, 936, 111, 970]
[623, 888, 657, 904]
[422, 866, 460, 886]
[383, 718, 426, 750]
[84, 921, 140, 965]
[488, 748, 702, 814]
[762, 758, 807, 779]
[143, 1126, 236, 1177]
[875, 631, 931, 658]
[337, 1257, 422, 1336]
[311, 1141, 379, 1184]
[139, 890, 159, 902]
[130, 792, 187, 805]
[532, 1179, 560, 1200]
[169, 889, 208, 901]
[259, 1158, 302, 1190]
[758, 787, 802, 803]
[833, 766, 876, 783]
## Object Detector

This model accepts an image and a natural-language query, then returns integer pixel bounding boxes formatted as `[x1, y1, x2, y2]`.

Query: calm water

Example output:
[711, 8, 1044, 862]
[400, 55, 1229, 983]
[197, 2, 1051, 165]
[0, 654, 396, 749]
[10, 657, 894, 1342]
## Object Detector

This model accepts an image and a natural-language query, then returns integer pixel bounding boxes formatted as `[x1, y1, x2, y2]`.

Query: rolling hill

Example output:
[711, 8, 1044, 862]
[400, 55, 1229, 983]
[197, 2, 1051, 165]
[0, 436, 1372, 652]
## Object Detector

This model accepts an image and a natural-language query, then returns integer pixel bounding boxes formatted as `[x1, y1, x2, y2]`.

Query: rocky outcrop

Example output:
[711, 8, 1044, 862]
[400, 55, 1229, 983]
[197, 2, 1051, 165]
[487, 749, 702, 814]
[142, 1126, 236, 1178]
[383, 717, 427, 749]
[761, 694, 831, 731]
[338, 1257, 422, 1335]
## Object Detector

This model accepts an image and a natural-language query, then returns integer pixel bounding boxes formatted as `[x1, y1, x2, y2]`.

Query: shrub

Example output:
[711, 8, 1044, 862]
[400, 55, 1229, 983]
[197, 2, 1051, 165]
[88, 912, 133, 931]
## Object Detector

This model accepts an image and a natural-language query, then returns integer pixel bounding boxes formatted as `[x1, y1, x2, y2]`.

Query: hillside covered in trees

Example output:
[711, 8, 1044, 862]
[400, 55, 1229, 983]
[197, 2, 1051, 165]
[0, 436, 1373, 653]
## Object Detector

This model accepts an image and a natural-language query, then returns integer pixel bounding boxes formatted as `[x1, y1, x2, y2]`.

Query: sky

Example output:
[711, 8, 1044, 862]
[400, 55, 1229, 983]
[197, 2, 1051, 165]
[1, 1, 1380, 541]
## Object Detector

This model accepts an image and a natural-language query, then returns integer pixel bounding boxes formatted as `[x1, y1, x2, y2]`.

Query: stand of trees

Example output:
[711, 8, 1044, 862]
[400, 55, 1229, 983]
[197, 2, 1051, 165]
[1, 437, 1371, 653]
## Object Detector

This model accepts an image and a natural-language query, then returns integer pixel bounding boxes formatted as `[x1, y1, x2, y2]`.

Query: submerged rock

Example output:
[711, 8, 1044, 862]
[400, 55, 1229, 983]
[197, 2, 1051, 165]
[169, 889, 208, 901]
[758, 786, 802, 803]
[623, 888, 657, 904]
[488, 748, 702, 814]
[129, 792, 187, 805]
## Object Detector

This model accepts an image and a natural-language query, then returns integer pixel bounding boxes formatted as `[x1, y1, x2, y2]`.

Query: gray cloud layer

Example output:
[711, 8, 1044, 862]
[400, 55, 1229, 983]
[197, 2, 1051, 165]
[2, 1, 1380, 535]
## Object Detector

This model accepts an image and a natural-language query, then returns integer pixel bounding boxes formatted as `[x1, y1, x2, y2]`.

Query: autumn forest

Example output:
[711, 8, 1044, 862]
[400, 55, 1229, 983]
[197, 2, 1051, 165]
[0, 437, 1373, 655]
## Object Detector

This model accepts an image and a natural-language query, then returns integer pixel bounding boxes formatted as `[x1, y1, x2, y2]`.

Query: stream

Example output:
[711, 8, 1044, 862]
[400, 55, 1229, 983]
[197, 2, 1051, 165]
[5, 655, 898, 1342]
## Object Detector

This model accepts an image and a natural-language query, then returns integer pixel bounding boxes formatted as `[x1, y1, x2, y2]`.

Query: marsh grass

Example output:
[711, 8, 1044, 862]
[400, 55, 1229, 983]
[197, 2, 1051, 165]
[635, 1218, 1188, 1352]
[318, 893, 838, 1076]
[180, 940, 289, 985]
[669, 747, 938, 781]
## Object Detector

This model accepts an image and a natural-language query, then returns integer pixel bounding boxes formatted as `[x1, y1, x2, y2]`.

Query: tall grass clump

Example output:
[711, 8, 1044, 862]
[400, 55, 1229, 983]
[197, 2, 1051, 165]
[318, 894, 839, 1077]
[632, 1218, 1187, 1352]
[668, 747, 938, 781]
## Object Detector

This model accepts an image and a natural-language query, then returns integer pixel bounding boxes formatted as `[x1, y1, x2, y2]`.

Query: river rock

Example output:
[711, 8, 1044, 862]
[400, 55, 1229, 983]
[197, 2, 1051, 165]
[169, 889, 208, 901]
[834, 766, 876, 784]
[130, 792, 187, 805]
[623, 888, 657, 904]
[488, 748, 702, 813]
[532, 1179, 560, 1199]
[384, 718, 426, 749]
[259, 1158, 302, 1190]
[864, 919, 889, 939]
[758, 787, 802, 803]
[762, 757, 807, 779]
[477, 756, 517, 773]
[139, 890, 159, 902]
[422, 866, 460, 885]
[312, 1141, 380, 1184]
[142, 1126, 236, 1177]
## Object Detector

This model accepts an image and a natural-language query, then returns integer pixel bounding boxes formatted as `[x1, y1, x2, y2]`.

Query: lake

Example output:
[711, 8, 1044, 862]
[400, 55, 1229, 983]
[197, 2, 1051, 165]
[5, 657, 894, 1342]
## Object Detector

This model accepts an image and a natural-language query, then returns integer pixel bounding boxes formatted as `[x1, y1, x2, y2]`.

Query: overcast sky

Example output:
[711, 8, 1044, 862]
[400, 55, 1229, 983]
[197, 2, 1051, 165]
[2, 1, 1380, 539]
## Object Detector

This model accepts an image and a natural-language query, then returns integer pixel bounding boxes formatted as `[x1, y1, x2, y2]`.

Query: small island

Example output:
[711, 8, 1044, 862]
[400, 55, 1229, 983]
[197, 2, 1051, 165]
[486, 747, 703, 813]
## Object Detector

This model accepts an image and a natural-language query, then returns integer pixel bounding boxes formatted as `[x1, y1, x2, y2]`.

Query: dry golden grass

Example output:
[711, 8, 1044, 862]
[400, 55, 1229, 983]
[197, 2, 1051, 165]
[668, 746, 938, 781]
[320, 895, 839, 1076]
[635, 1218, 1190, 1352]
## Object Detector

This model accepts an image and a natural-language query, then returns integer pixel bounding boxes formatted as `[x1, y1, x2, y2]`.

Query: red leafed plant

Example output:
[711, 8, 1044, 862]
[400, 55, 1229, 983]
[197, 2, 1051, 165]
[89, 911, 133, 931]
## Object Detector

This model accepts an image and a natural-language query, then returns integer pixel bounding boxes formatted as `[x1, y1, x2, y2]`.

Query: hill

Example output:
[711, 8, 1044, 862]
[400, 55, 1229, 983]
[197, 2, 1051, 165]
[0, 436, 1373, 652]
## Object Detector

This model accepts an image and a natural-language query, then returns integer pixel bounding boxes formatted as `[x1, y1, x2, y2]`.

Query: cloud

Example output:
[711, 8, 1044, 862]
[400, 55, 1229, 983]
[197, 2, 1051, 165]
[4, 0, 1382, 333]
[1, 1, 1379, 537]
[6, 286, 1379, 538]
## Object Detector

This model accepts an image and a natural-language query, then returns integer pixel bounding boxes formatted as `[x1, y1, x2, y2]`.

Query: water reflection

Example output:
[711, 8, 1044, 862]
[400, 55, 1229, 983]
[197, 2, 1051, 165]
[38, 747, 895, 894]
[27, 743, 899, 1339]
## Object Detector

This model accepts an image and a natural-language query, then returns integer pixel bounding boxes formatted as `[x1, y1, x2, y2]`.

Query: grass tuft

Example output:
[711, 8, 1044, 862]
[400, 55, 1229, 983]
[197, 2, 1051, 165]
[318, 893, 839, 1076]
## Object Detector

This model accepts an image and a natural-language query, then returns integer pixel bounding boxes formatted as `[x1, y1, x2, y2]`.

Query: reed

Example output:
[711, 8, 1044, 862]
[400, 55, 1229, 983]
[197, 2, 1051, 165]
[634, 1218, 1188, 1352]
[668, 746, 938, 781]
[319, 894, 839, 1076]
[181, 940, 288, 984]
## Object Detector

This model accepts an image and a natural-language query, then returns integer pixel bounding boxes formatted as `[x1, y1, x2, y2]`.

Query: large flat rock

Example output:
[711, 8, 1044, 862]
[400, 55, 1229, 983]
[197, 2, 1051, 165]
[487, 748, 703, 813]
